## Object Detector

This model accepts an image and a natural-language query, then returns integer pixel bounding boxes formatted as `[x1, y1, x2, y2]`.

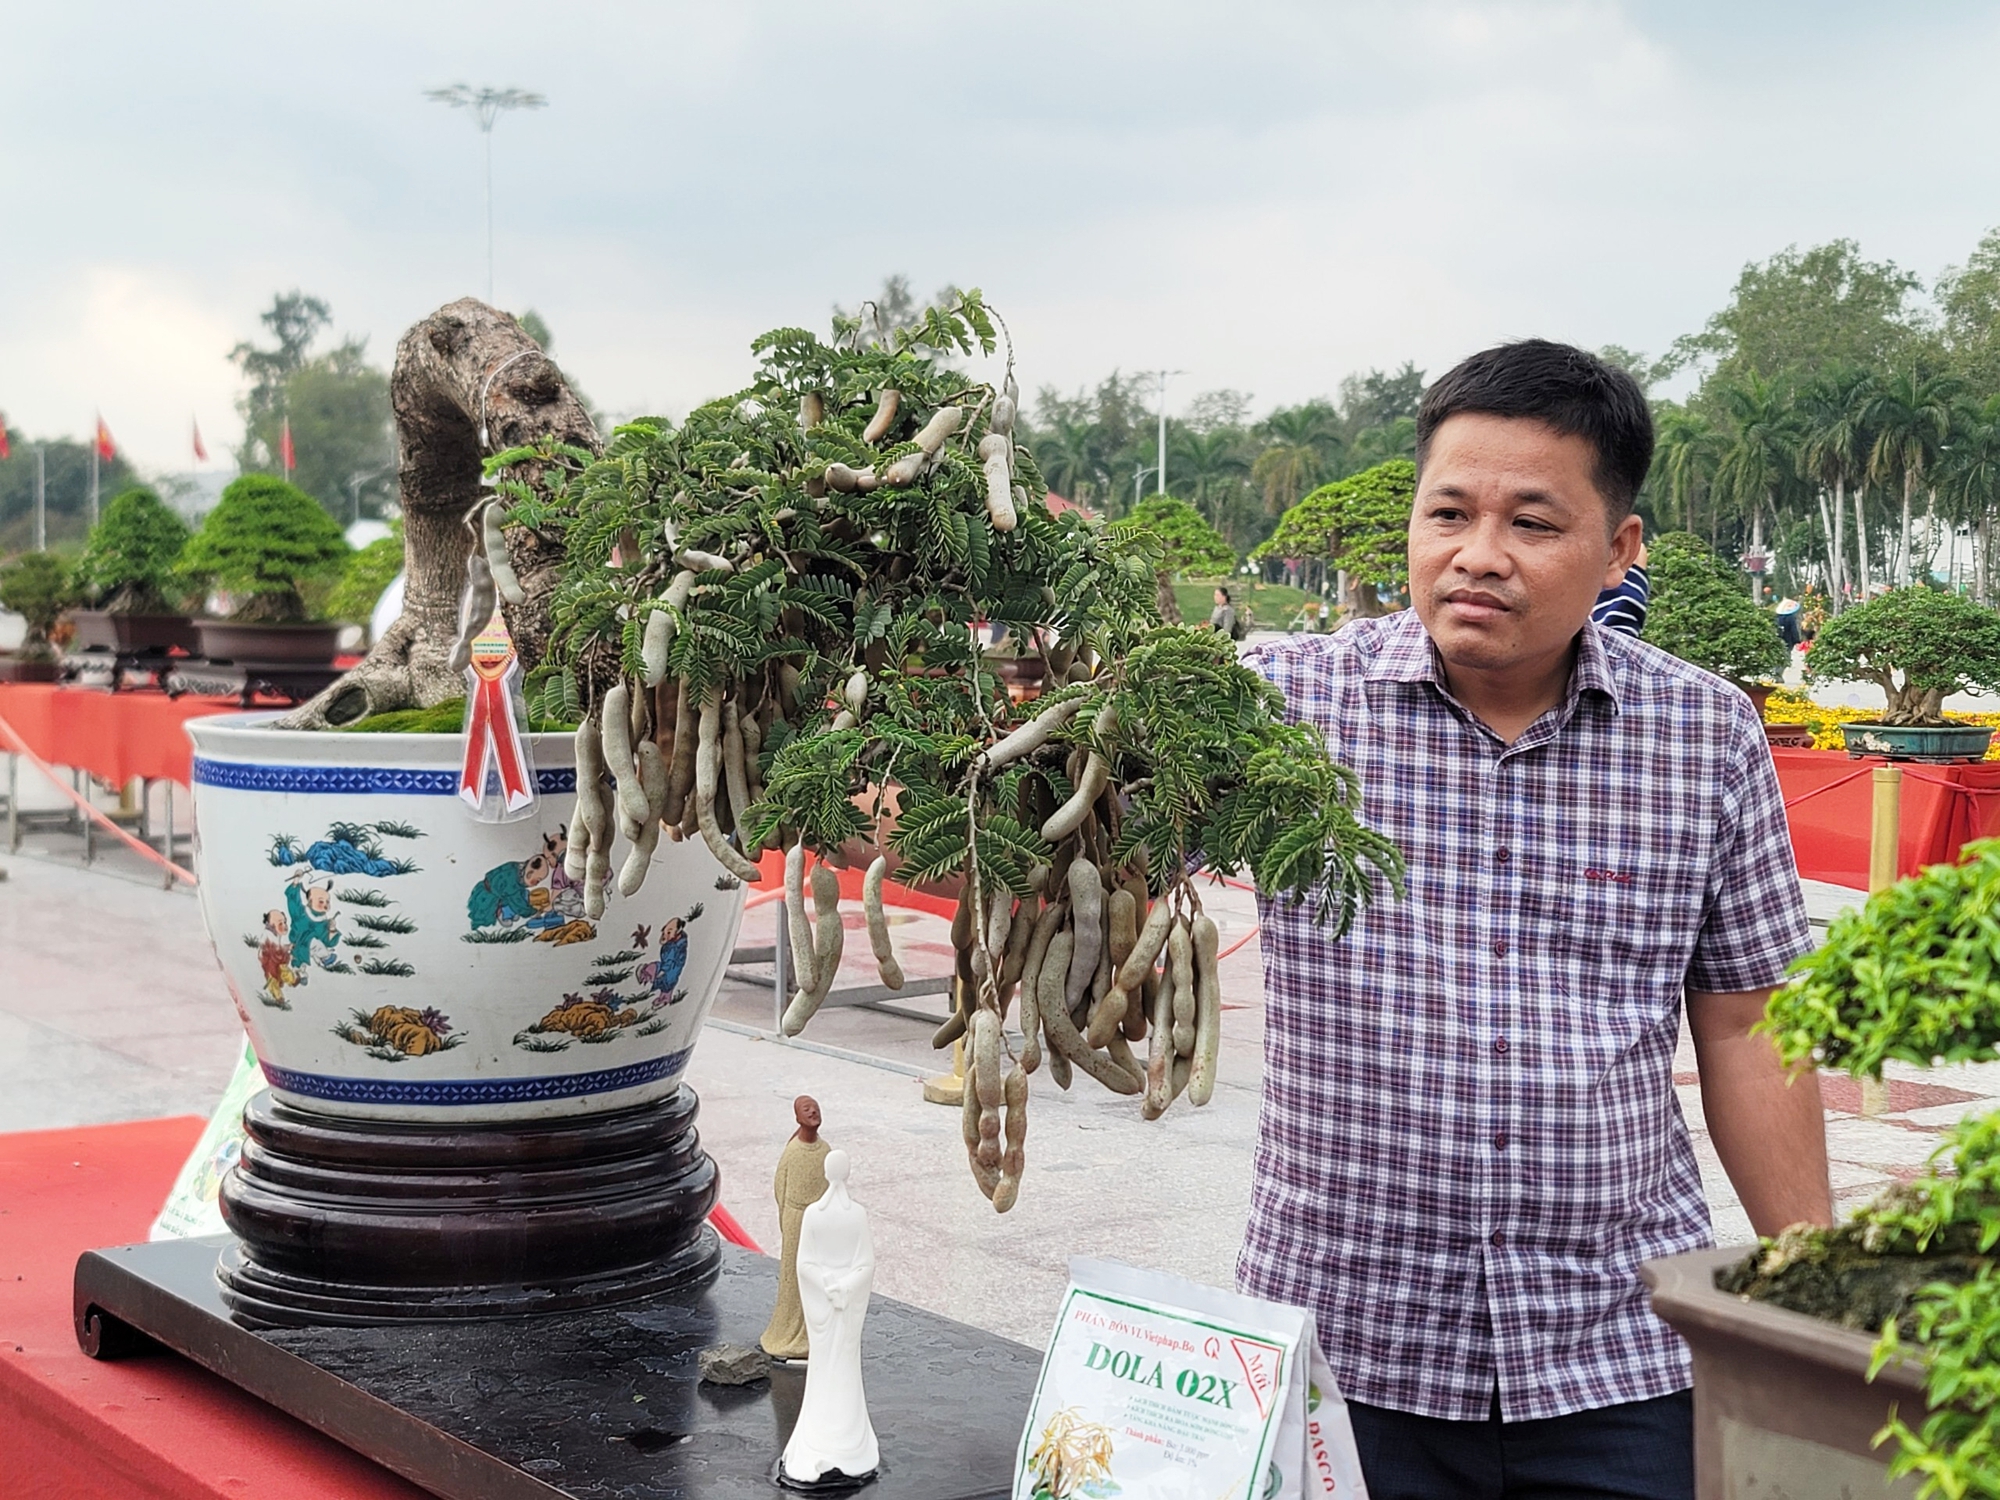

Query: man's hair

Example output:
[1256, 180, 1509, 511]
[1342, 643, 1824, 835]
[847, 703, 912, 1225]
[1416, 340, 1654, 523]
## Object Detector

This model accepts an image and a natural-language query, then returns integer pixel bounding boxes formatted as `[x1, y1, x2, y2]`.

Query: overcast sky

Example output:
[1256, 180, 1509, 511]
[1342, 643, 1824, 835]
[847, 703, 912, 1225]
[6, 0, 2000, 473]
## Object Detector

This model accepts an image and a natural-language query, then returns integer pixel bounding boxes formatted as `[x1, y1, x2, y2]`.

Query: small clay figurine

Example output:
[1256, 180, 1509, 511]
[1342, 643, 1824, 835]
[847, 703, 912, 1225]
[779, 1149, 879, 1488]
[760, 1095, 831, 1361]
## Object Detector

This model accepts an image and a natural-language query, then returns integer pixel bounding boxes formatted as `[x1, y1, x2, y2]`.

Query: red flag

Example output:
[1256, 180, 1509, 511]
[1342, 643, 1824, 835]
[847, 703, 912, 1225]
[95, 416, 115, 461]
[192, 419, 208, 463]
[0, 415, 10, 460]
[280, 417, 294, 474]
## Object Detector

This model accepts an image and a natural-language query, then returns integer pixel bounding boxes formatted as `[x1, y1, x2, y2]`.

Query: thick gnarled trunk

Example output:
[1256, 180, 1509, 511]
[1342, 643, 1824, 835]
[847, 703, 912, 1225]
[278, 299, 599, 730]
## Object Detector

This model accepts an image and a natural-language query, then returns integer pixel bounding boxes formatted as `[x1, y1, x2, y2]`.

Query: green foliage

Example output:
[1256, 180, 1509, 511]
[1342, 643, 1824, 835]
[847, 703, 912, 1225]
[1641, 531, 1788, 684]
[1127, 496, 1234, 579]
[500, 294, 1403, 931]
[0, 434, 139, 553]
[1809, 586, 2000, 725]
[71, 488, 190, 613]
[0, 551, 74, 654]
[178, 475, 350, 622]
[1252, 459, 1415, 593]
[325, 530, 403, 627]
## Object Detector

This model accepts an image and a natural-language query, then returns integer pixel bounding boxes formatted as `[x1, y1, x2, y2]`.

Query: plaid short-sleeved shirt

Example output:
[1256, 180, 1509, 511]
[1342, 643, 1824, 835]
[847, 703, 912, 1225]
[1237, 609, 1811, 1423]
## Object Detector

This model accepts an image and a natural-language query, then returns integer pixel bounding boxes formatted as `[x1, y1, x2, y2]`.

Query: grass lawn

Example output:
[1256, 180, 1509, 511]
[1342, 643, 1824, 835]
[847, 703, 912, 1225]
[1171, 579, 1327, 628]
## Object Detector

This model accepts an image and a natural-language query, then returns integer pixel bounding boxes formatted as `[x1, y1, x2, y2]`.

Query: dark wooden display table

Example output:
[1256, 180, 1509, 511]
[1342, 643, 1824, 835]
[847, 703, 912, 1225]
[77, 1234, 1038, 1500]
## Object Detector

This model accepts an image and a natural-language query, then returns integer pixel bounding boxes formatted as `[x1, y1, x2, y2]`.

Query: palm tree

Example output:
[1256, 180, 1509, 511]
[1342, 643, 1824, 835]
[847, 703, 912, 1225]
[1652, 406, 1723, 536]
[1169, 427, 1253, 539]
[1346, 416, 1418, 471]
[1031, 419, 1108, 512]
[1252, 405, 1343, 517]
[1939, 395, 2000, 603]
[1795, 367, 1874, 611]
[1865, 368, 1960, 586]
[1713, 374, 1799, 590]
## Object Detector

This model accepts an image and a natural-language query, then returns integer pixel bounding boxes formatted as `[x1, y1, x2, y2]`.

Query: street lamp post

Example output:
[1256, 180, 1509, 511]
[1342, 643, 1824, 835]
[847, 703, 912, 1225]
[1149, 369, 1184, 497]
[425, 85, 547, 304]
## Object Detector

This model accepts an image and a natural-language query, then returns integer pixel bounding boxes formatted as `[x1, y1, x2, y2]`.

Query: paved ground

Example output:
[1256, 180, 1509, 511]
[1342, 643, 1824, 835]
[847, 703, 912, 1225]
[2, 785, 1994, 1349]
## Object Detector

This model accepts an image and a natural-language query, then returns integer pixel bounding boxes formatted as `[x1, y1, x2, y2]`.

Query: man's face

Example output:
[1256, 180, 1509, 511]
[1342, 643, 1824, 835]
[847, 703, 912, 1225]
[1409, 413, 1641, 678]
[794, 1095, 821, 1132]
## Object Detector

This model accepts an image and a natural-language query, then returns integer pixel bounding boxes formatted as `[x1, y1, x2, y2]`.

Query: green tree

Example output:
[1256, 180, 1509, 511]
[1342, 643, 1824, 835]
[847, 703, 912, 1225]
[1865, 368, 1960, 586]
[1335, 364, 1424, 437]
[1795, 366, 1877, 609]
[1651, 405, 1724, 537]
[1809, 586, 2000, 724]
[1252, 404, 1342, 518]
[1936, 225, 2000, 395]
[0, 552, 74, 661]
[179, 475, 351, 622]
[325, 528, 405, 631]
[1166, 428, 1252, 538]
[1938, 395, 2000, 603]
[0, 432, 140, 552]
[1641, 532, 1788, 686]
[1129, 494, 1234, 623]
[71, 488, 191, 613]
[1712, 372, 1800, 580]
[1253, 459, 1416, 616]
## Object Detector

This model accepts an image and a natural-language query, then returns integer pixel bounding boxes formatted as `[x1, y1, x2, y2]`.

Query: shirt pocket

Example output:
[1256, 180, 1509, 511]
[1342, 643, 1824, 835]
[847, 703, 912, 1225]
[1528, 861, 1692, 1085]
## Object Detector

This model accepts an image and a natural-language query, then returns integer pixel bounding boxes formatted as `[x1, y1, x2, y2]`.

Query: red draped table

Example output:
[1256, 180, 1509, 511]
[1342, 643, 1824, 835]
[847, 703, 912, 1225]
[0, 682, 258, 789]
[1772, 746, 2000, 887]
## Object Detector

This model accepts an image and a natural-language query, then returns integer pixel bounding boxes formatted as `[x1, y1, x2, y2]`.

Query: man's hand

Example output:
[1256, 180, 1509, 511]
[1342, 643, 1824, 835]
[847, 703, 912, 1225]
[1686, 987, 1832, 1236]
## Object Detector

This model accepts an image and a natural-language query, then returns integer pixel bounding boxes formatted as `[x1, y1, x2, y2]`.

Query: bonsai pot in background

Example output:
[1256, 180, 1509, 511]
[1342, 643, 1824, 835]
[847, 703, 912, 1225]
[1763, 721, 1817, 748]
[185, 713, 749, 1324]
[1644, 1246, 1927, 1499]
[69, 609, 201, 655]
[0, 653, 62, 683]
[194, 619, 344, 665]
[1839, 721, 1996, 763]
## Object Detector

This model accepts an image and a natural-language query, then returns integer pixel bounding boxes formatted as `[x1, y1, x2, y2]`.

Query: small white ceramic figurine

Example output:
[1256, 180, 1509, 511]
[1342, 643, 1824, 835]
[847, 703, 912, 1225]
[778, 1149, 880, 1486]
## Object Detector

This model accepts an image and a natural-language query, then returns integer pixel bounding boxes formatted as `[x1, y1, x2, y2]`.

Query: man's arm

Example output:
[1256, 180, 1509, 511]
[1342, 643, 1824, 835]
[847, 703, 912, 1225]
[1686, 986, 1832, 1236]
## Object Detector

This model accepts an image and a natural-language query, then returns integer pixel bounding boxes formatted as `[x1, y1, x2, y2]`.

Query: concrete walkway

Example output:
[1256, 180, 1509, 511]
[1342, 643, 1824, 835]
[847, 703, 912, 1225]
[0, 846, 1992, 1351]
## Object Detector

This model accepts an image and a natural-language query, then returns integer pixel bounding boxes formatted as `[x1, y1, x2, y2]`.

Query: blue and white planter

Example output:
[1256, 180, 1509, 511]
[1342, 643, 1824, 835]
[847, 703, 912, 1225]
[186, 714, 747, 1124]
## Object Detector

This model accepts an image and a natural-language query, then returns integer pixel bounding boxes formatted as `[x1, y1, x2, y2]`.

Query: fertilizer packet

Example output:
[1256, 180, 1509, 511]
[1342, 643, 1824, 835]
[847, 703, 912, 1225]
[459, 607, 538, 824]
[149, 1037, 267, 1241]
[1013, 1258, 1366, 1499]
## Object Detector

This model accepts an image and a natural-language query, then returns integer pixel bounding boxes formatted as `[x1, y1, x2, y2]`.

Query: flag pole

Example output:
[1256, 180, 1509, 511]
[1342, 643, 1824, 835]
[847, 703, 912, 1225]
[35, 447, 46, 551]
[90, 441, 99, 527]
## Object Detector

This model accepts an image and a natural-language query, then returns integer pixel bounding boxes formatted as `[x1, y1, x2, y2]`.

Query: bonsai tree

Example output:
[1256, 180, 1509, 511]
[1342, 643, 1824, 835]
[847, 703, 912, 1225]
[71, 486, 191, 614]
[179, 475, 350, 622]
[1127, 495, 1234, 623]
[0, 551, 74, 662]
[290, 295, 1403, 1212]
[1738, 840, 2000, 1494]
[1251, 459, 1414, 618]
[1643, 531, 1788, 688]
[326, 526, 404, 632]
[1808, 585, 2000, 726]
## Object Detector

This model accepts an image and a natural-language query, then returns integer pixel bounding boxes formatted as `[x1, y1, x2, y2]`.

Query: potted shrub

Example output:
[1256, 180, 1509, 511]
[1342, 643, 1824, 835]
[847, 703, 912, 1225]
[67, 486, 200, 655]
[1810, 586, 2000, 763]
[0, 550, 73, 682]
[179, 474, 351, 663]
[1642, 531, 1790, 728]
[1127, 494, 1235, 624]
[1645, 839, 2000, 1497]
[186, 296, 1400, 1321]
[324, 524, 404, 644]
[1251, 459, 1415, 620]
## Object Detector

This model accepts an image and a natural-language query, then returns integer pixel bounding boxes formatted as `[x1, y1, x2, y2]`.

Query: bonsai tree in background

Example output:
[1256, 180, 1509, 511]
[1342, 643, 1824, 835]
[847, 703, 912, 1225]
[1127, 494, 1234, 623]
[1737, 840, 2000, 1495]
[326, 524, 404, 634]
[1643, 531, 1788, 689]
[0, 551, 75, 662]
[178, 475, 349, 622]
[1252, 459, 1414, 618]
[70, 487, 191, 614]
[1808, 585, 2000, 726]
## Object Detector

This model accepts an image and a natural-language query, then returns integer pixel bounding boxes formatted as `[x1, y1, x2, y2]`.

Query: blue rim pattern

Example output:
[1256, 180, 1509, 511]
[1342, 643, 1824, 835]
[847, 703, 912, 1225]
[193, 758, 578, 795]
[260, 1050, 690, 1106]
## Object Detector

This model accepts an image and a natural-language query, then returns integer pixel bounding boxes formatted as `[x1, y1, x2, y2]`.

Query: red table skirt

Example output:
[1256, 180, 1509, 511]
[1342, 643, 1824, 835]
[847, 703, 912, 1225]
[1773, 747, 2000, 887]
[0, 683, 252, 789]
[1, 1117, 426, 1499]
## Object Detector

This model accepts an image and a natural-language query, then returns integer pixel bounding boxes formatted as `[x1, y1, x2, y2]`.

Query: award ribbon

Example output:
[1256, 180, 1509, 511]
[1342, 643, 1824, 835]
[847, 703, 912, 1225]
[459, 612, 535, 813]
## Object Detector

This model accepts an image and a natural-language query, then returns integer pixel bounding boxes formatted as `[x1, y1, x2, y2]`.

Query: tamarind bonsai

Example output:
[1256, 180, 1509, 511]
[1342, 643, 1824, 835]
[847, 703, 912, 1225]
[72, 487, 191, 614]
[1807, 585, 2000, 726]
[0, 551, 74, 663]
[179, 475, 350, 623]
[282, 293, 1405, 1211]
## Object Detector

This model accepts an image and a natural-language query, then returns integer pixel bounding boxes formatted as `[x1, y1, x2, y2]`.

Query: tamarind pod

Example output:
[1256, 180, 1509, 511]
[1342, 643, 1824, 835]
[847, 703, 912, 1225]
[695, 694, 763, 883]
[913, 404, 963, 455]
[1085, 982, 1128, 1049]
[977, 433, 1010, 463]
[566, 808, 592, 885]
[973, 1010, 1003, 1110]
[481, 501, 525, 606]
[967, 1148, 1001, 1200]
[932, 996, 968, 1050]
[862, 388, 900, 444]
[1000, 893, 1040, 991]
[635, 738, 669, 821]
[1085, 889, 1139, 1046]
[991, 1173, 1020, 1214]
[616, 806, 643, 845]
[1064, 860, 1103, 1015]
[566, 720, 603, 879]
[993, 1064, 1027, 1210]
[1121, 980, 1149, 1043]
[1040, 743, 1112, 842]
[799, 392, 824, 431]
[991, 393, 1017, 437]
[1189, 913, 1222, 1106]
[960, 1056, 982, 1147]
[722, 702, 756, 849]
[880, 452, 926, 488]
[616, 817, 660, 897]
[1026, 862, 1051, 895]
[823, 462, 879, 494]
[779, 865, 845, 1036]
[973, 697, 1084, 774]
[584, 839, 611, 921]
[448, 552, 496, 673]
[844, 670, 869, 716]
[1105, 1031, 1147, 1093]
[663, 679, 696, 829]
[1144, 952, 1174, 1117]
[1170, 1053, 1192, 1102]
[1014, 483, 1028, 511]
[600, 684, 647, 826]
[1014, 900, 1065, 1060]
[863, 857, 904, 991]
[676, 549, 733, 573]
[1041, 980, 1144, 1097]
[1017, 970, 1042, 1075]
[1045, 641, 1077, 678]
[641, 608, 672, 691]
[785, 843, 818, 997]
[1046, 1043, 1073, 1091]
[830, 709, 857, 732]
[984, 452, 1018, 532]
[1114, 895, 1176, 999]
[778, 662, 803, 712]
[1169, 918, 1197, 1056]
[976, 1104, 1002, 1170]
[1093, 891, 1114, 1003]
[738, 710, 764, 801]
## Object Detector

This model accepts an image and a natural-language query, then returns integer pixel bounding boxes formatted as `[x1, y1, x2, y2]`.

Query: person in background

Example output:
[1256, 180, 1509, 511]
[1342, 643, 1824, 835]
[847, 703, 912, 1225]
[1591, 536, 1649, 637]
[1775, 597, 1803, 649]
[1208, 587, 1239, 639]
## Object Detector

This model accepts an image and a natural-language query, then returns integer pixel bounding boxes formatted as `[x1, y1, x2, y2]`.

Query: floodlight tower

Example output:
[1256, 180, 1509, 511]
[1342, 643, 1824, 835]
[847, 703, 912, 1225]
[425, 84, 547, 303]
[1149, 369, 1184, 496]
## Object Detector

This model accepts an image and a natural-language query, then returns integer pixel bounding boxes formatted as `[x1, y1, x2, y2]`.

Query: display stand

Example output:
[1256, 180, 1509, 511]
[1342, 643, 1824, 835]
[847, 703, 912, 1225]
[78, 1235, 1035, 1500]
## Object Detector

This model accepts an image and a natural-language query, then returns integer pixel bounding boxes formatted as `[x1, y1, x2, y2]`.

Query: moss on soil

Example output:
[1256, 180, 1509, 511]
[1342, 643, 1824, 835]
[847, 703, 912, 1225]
[335, 698, 579, 735]
[1717, 1214, 1991, 1337]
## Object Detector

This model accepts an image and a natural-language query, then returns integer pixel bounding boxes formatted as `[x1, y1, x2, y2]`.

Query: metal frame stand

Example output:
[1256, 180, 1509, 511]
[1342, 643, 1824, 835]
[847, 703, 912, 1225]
[724, 900, 953, 1030]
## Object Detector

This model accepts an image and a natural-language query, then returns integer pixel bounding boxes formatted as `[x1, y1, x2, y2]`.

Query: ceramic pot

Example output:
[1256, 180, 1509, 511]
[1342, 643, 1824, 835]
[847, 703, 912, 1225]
[1838, 721, 1996, 764]
[69, 610, 201, 655]
[186, 712, 748, 1123]
[193, 620, 343, 665]
[0, 653, 62, 682]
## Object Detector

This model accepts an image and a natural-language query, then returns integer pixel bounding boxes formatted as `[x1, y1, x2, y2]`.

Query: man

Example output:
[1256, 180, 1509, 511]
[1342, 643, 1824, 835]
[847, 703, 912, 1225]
[1238, 341, 1830, 1498]
[760, 1094, 832, 1361]
[1591, 535, 1649, 637]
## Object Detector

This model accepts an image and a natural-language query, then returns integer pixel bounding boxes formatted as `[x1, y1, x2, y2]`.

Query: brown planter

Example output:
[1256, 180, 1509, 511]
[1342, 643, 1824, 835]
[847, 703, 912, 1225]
[0, 653, 62, 683]
[1764, 721, 1816, 748]
[1644, 1246, 1928, 1499]
[68, 610, 200, 655]
[1740, 683, 1777, 717]
[192, 619, 342, 665]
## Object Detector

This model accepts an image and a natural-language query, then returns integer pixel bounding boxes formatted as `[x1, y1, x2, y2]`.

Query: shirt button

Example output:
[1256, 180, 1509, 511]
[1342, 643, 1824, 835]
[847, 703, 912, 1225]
[1491, 939, 1508, 958]
[1490, 1231, 1505, 1249]
[1495, 847, 1511, 864]
[1494, 1036, 1509, 1055]
[1494, 1132, 1509, 1150]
